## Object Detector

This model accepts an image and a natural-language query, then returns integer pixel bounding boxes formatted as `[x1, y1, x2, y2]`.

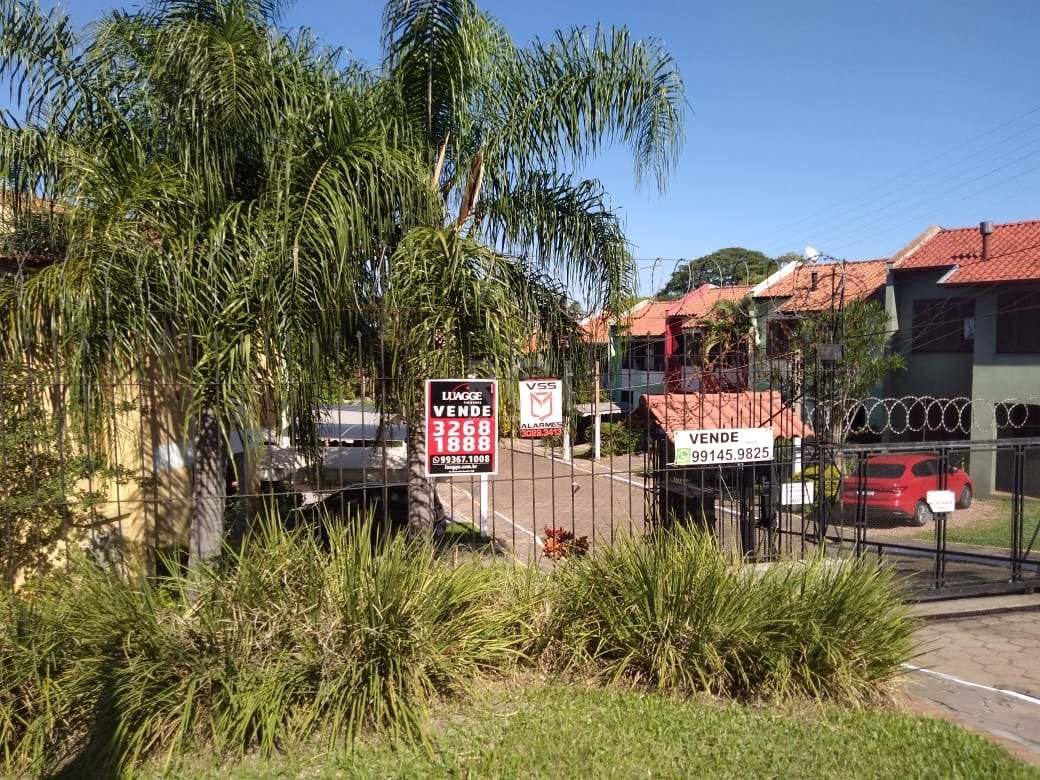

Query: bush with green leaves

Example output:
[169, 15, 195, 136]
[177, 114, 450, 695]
[530, 526, 913, 702]
[596, 422, 641, 456]
[0, 522, 523, 776]
[1, 521, 917, 775]
[791, 462, 843, 504]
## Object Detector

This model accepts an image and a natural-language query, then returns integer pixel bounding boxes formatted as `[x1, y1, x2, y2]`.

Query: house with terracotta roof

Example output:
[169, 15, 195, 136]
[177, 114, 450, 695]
[606, 299, 673, 410]
[663, 283, 756, 393]
[753, 258, 890, 359]
[888, 219, 1040, 496]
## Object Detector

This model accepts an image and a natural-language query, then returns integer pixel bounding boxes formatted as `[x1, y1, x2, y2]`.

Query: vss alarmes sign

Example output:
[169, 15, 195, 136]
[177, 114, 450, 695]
[425, 379, 498, 476]
[518, 378, 563, 438]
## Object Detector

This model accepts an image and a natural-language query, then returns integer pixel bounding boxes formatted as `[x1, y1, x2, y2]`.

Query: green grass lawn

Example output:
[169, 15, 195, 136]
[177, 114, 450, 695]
[146, 683, 1038, 779]
[915, 498, 1040, 549]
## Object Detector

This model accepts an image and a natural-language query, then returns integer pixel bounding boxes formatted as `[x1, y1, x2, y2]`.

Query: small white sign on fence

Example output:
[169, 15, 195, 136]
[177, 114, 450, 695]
[781, 481, 815, 506]
[926, 490, 956, 513]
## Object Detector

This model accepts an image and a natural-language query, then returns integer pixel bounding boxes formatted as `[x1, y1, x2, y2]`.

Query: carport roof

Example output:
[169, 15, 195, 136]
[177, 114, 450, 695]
[629, 391, 813, 441]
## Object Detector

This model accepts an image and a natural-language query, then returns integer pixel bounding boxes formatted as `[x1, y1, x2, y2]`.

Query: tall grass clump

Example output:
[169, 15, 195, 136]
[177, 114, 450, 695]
[754, 556, 915, 701]
[0, 519, 521, 776]
[0, 587, 80, 775]
[533, 525, 914, 703]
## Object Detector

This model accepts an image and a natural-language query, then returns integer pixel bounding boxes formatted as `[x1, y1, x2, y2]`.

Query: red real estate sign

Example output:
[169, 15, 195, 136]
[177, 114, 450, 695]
[425, 379, 498, 477]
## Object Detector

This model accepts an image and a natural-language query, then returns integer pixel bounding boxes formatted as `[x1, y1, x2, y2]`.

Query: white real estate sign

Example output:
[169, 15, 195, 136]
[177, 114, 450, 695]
[673, 427, 774, 466]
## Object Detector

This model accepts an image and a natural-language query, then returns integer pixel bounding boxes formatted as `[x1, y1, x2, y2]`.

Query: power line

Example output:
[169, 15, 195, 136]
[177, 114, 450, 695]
[746, 104, 1040, 253]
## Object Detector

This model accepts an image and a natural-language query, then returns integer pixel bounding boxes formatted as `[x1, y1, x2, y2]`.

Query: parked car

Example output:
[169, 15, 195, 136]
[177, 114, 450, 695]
[286, 482, 447, 546]
[839, 454, 972, 526]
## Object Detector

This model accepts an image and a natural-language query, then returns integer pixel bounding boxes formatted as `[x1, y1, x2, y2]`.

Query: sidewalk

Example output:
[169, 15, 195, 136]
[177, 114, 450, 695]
[904, 593, 1040, 766]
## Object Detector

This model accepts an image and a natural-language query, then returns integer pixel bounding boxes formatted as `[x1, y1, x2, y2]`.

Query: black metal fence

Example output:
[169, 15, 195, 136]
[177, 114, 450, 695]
[2, 338, 1039, 600]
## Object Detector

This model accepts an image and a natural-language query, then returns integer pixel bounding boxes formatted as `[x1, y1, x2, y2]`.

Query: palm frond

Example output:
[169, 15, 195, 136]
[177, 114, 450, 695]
[500, 25, 684, 191]
[476, 170, 635, 311]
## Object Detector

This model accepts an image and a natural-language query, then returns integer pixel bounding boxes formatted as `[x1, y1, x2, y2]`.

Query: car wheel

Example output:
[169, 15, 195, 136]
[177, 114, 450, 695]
[957, 485, 972, 509]
[911, 501, 933, 527]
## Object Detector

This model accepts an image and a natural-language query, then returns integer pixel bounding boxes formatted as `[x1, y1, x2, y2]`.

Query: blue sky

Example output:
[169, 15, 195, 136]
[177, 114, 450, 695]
[28, 1, 1040, 294]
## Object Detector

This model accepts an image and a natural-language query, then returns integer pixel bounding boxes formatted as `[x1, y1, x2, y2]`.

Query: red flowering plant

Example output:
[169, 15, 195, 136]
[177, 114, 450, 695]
[542, 526, 589, 560]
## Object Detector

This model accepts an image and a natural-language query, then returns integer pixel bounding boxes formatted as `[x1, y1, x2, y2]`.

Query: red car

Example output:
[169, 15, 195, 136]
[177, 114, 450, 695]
[840, 454, 972, 526]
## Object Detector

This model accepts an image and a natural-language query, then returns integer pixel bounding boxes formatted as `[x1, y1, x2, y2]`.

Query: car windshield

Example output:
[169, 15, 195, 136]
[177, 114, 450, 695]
[864, 462, 905, 479]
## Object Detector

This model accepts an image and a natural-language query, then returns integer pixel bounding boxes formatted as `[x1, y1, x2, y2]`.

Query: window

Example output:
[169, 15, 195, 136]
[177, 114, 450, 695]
[911, 298, 974, 353]
[621, 337, 665, 371]
[996, 291, 1040, 353]
[766, 318, 798, 358]
[911, 459, 937, 478]
[864, 463, 905, 479]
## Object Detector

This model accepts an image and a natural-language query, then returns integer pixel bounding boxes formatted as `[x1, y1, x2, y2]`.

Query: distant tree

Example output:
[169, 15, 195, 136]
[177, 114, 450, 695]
[793, 300, 904, 446]
[656, 248, 777, 299]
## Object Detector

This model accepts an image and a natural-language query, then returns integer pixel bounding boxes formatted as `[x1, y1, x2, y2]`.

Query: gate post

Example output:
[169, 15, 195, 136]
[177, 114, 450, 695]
[739, 465, 755, 559]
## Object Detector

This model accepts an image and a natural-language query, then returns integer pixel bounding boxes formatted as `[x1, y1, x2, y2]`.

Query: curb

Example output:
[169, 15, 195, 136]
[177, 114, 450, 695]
[909, 593, 1040, 621]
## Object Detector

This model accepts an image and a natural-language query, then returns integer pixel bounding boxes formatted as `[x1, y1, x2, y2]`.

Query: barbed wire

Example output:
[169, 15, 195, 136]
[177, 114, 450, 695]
[834, 395, 1040, 436]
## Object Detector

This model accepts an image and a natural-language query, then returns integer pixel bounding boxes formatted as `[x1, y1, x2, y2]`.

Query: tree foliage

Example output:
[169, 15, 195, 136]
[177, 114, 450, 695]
[793, 300, 904, 445]
[656, 247, 779, 299]
[370, 0, 686, 531]
[1, 0, 435, 569]
[689, 294, 756, 391]
[1, 0, 687, 552]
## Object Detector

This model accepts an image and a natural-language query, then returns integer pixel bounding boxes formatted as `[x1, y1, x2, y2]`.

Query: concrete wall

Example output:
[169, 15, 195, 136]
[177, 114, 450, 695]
[887, 269, 975, 402]
[967, 283, 1040, 495]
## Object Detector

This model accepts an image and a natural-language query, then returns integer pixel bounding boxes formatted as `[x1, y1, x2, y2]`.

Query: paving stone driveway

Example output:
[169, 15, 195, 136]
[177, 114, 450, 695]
[906, 603, 1040, 766]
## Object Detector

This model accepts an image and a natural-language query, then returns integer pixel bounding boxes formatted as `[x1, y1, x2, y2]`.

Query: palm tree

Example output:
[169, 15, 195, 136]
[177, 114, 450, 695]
[0, 0, 435, 572]
[369, 0, 686, 531]
[695, 295, 756, 392]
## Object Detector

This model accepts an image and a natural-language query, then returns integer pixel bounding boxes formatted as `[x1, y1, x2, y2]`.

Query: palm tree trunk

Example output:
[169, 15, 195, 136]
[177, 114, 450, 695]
[189, 405, 228, 575]
[406, 415, 434, 539]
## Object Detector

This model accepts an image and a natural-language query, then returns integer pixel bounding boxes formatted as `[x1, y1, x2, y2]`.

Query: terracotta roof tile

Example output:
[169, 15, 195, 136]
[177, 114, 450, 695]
[755, 259, 888, 313]
[578, 311, 613, 344]
[894, 220, 1040, 284]
[628, 391, 813, 441]
[667, 284, 754, 319]
[619, 300, 672, 337]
